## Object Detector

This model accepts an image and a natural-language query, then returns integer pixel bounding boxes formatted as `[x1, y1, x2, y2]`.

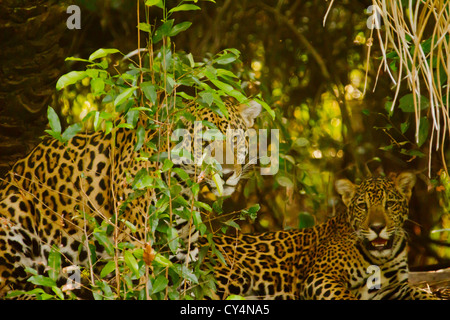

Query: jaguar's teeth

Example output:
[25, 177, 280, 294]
[370, 238, 388, 248]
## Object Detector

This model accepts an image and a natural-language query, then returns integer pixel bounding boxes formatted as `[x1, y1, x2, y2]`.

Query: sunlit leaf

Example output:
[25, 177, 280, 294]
[114, 87, 137, 106]
[47, 106, 61, 133]
[162, 158, 173, 172]
[145, 0, 162, 7]
[138, 22, 152, 33]
[61, 123, 82, 142]
[28, 275, 56, 287]
[100, 261, 116, 279]
[47, 246, 61, 282]
[215, 53, 237, 65]
[56, 71, 86, 90]
[124, 250, 140, 278]
[89, 48, 120, 61]
[169, 4, 201, 13]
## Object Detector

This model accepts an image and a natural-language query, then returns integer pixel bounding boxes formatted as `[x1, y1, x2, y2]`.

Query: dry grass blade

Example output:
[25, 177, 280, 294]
[363, 1, 450, 174]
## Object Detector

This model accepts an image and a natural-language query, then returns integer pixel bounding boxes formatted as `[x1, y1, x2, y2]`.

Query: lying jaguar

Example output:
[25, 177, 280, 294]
[202, 172, 438, 300]
[0, 100, 261, 297]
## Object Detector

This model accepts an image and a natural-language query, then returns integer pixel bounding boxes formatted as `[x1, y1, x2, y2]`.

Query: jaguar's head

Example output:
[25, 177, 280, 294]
[335, 172, 416, 259]
[173, 100, 262, 197]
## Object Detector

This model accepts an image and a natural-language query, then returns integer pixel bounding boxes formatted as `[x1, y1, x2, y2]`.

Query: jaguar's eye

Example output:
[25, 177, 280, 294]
[386, 201, 396, 208]
[356, 202, 367, 210]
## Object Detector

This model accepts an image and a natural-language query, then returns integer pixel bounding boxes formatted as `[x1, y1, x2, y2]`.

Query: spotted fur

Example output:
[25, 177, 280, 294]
[202, 173, 438, 300]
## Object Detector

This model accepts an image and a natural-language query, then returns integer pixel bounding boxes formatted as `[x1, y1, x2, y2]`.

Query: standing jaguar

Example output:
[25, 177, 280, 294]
[0, 100, 261, 297]
[201, 172, 439, 300]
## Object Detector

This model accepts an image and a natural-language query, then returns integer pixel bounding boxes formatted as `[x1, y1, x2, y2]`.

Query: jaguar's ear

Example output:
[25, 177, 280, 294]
[395, 172, 416, 200]
[335, 179, 356, 206]
[238, 101, 262, 127]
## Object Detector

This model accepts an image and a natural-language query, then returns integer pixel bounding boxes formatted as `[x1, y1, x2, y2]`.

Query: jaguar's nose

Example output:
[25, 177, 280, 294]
[223, 171, 234, 182]
[369, 224, 385, 235]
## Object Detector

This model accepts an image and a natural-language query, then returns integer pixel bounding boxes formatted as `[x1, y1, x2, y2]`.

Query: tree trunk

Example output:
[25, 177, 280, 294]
[0, 0, 69, 176]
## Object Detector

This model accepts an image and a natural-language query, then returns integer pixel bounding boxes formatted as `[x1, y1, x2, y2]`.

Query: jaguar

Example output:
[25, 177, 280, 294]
[201, 172, 439, 300]
[0, 100, 261, 297]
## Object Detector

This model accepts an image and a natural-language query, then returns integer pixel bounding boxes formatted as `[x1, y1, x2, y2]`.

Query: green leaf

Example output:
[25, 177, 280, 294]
[151, 275, 169, 294]
[61, 123, 82, 142]
[211, 79, 234, 92]
[254, 98, 274, 119]
[153, 20, 174, 43]
[247, 203, 260, 215]
[25, 267, 39, 276]
[400, 149, 425, 158]
[93, 232, 115, 256]
[169, 4, 201, 13]
[100, 261, 116, 278]
[140, 82, 157, 104]
[47, 106, 61, 133]
[145, 0, 163, 7]
[298, 212, 315, 229]
[45, 130, 62, 142]
[94, 280, 114, 300]
[398, 93, 430, 113]
[47, 246, 61, 282]
[134, 125, 145, 152]
[171, 167, 190, 181]
[400, 121, 410, 134]
[181, 265, 198, 284]
[169, 21, 192, 37]
[167, 227, 179, 254]
[137, 22, 152, 33]
[162, 158, 174, 172]
[385, 100, 394, 117]
[132, 169, 154, 190]
[192, 183, 200, 197]
[211, 79, 247, 103]
[194, 201, 212, 212]
[224, 219, 240, 230]
[226, 295, 246, 300]
[199, 91, 214, 106]
[51, 287, 64, 300]
[276, 175, 294, 188]
[124, 250, 140, 278]
[215, 53, 237, 65]
[418, 117, 429, 147]
[28, 275, 56, 287]
[153, 254, 173, 268]
[217, 68, 238, 79]
[91, 77, 105, 95]
[56, 71, 86, 90]
[89, 48, 120, 61]
[114, 87, 137, 106]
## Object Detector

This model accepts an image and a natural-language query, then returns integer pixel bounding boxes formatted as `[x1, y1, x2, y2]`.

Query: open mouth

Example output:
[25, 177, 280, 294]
[367, 237, 393, 251]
